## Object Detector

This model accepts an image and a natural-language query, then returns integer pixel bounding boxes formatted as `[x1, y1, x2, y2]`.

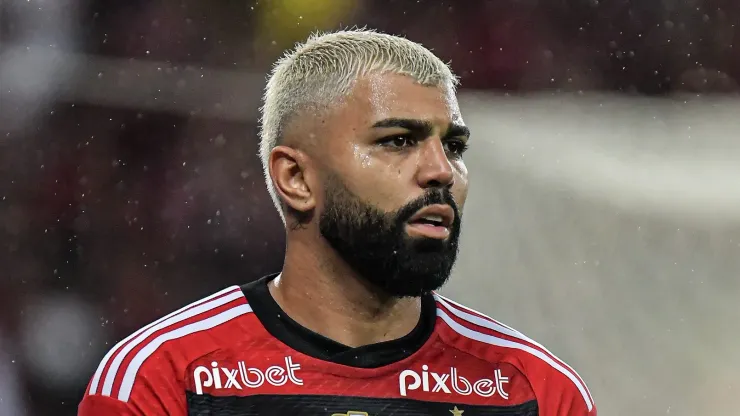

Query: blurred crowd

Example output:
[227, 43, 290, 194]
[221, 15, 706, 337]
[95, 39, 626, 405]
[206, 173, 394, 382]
[0, 0, 739, 414]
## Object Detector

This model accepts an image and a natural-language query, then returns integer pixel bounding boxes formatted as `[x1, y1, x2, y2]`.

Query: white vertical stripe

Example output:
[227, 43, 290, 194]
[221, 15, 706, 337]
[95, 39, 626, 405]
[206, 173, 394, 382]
[100, 290, 245, 396]
[117, 304, 252, 402]
[434, 294, 593, 402]
[88, 285, 240, 395]
[436, 308, 594, 411]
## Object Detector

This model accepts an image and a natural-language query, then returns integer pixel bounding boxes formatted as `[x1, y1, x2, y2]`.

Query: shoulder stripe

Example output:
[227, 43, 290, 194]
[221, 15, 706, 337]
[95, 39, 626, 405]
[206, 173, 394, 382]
[117, 304, 251, 402]
[434, 293, 593, 402]
[88, 285, 242, 395]
[435, 294, 519, 333]
[435, 294, 593, 403]
[436, 307, 593, 411]
[436, 294, 570, 360]
[100, 289, 246, 396]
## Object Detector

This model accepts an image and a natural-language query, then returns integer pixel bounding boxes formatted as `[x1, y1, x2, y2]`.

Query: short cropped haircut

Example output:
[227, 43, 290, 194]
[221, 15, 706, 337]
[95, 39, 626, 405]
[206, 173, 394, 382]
[259, 29, 459, 224]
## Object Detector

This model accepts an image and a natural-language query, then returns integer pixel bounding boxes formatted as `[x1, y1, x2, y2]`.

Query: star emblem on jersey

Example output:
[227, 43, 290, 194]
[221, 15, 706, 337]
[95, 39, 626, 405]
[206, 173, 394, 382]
[450, 406, 464, 416]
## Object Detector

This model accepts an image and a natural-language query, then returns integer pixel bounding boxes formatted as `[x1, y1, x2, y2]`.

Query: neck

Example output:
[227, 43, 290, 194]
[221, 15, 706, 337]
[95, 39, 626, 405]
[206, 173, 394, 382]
[269, 233, 422, 348]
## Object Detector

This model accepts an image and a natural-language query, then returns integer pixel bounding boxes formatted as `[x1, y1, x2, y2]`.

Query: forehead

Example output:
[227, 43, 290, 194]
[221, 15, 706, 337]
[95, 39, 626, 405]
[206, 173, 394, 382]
[342, 72, 463, 127]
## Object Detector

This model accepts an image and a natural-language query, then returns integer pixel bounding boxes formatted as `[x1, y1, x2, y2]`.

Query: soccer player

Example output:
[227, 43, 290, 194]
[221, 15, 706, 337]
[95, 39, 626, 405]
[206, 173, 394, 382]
[79, 29, 596, 415]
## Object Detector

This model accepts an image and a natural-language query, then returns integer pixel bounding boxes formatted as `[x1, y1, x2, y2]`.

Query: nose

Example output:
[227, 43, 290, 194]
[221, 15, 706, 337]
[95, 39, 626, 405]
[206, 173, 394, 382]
[416, 138, 454, 189]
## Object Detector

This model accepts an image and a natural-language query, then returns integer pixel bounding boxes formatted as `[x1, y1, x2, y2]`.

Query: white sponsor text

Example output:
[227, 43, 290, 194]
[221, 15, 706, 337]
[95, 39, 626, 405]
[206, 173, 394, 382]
[193, 356, 303, 395]
[399, 365, 509, 399]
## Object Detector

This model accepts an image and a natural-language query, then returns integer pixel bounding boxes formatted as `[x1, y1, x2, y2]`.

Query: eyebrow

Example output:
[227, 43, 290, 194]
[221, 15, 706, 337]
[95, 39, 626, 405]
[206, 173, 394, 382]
[371, 118, 470, 139]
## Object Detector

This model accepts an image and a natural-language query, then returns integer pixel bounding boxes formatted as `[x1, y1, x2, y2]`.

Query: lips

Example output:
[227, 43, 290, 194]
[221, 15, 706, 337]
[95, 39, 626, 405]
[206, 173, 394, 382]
[407, 204, 455, 228]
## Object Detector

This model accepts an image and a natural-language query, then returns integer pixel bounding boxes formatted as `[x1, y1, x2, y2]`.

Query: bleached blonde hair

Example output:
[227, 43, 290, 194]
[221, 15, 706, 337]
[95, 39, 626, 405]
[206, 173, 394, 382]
[259, 29, 459, 224]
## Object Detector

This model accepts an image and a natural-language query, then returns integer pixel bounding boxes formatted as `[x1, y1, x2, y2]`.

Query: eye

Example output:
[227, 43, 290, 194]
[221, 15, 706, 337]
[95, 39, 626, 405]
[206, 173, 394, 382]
[379, 134, 417, 149]
[444, 139, 469, 157]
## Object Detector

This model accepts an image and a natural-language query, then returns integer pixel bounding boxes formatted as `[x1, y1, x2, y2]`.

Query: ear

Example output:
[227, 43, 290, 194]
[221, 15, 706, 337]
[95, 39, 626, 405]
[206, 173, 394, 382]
[269, 145, 317, 216]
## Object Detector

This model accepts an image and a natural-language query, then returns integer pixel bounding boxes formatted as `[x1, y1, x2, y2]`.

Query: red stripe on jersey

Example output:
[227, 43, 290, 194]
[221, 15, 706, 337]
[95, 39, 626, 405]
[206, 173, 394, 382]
[107, 297, 247, 400]
[89, 286, 245, 396]
[116, 304, 251, 402]
[90, 286, 246, 398]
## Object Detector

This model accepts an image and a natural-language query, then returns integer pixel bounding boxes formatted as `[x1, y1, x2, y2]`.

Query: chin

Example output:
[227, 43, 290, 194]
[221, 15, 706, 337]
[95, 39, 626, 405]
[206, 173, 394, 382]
[404, 237, 452, 254]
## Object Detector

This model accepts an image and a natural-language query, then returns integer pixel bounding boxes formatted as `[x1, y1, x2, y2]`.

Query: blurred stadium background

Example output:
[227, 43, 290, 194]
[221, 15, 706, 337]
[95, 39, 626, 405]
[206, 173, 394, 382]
[1, 0, 739, 414]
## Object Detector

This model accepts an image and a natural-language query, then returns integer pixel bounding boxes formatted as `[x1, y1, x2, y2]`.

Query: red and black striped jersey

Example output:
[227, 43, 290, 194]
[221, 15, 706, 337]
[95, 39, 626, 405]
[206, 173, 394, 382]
[79, 275, 596, 415]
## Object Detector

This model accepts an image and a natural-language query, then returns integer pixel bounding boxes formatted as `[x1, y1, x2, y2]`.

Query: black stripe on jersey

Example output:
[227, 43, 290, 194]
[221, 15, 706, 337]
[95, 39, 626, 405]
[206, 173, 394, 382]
[186, 392, 538, 416]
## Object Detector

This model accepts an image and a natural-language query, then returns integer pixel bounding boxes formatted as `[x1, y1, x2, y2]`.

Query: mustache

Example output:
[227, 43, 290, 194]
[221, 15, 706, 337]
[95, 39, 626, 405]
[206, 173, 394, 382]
[396, 189, 460, 224]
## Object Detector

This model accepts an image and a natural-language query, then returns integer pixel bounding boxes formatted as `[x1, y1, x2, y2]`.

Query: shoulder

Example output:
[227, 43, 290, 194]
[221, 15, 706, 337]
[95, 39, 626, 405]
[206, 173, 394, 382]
[433, 293, 596, 415]
[80, 285, 253, 413]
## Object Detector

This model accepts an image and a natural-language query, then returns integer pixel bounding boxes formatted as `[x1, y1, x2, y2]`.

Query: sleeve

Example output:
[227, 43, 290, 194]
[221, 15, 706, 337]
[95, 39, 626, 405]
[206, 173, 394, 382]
[78, 351, 188, 416]
[538, 381, 597, 416]
[517, 354, 596, 416]
[531, 363, 597, 416]
[78, 394, 140, 416]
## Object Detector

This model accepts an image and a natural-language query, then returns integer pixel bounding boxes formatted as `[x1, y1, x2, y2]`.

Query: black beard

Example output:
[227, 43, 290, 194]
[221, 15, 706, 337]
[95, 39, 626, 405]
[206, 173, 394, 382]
[318, 175, 462, 298]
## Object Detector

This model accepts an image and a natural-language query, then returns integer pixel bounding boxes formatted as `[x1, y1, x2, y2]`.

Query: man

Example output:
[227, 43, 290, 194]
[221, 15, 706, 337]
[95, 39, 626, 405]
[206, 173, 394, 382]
[79, 29, 596, 415]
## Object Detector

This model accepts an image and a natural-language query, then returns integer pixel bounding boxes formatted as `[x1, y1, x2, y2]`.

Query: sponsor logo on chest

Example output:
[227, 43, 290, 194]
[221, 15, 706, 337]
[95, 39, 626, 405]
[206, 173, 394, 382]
[193, 356, 303, 395]
[399, 365, 510, 399]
